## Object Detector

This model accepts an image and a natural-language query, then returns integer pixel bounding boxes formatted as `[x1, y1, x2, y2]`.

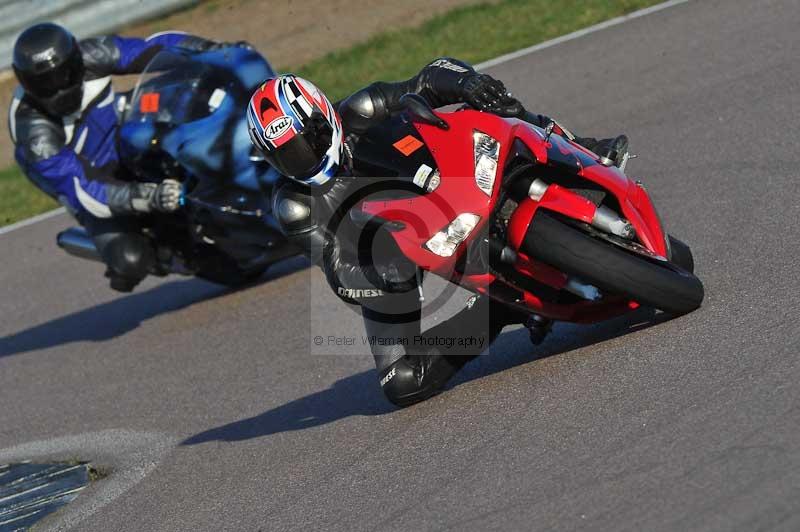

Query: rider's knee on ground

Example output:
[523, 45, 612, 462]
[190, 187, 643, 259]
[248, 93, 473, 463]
[363, 304, 445, 407]
[379, 356, 432, 407]
[363, 303, 421, 372]
[378, 352, 466, 408]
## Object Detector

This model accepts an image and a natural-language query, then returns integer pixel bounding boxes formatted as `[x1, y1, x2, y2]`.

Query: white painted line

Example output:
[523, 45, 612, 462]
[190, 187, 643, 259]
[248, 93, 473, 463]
[0, 0, 690, 237]
[476, 0, 691, 70]
[0, 207, 66, 236]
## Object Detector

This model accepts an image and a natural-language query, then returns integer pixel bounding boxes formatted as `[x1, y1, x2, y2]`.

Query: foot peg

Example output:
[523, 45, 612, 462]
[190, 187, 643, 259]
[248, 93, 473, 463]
[525, 314, 552, 345]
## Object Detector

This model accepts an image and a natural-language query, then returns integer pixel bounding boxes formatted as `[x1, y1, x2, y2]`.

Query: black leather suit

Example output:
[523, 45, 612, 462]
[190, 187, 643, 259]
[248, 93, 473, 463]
[274, 58, 576, 406]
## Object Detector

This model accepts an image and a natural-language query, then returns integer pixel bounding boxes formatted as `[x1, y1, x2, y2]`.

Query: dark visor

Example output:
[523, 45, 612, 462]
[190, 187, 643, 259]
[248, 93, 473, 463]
[264, 111, 333, 179]
[18, 49, 84, 99]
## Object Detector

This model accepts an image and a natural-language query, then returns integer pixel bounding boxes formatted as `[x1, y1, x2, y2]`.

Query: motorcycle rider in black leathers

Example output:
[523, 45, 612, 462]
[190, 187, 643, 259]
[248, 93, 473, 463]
[247, 58, 628, 406]
[8, 23, 225, 292]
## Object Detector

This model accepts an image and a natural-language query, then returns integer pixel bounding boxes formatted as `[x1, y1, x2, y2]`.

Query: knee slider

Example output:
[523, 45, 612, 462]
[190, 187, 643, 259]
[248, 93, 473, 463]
[379, 350, 467, 407]
[105, 233, 154, 280]
[379, 357, 425, 407]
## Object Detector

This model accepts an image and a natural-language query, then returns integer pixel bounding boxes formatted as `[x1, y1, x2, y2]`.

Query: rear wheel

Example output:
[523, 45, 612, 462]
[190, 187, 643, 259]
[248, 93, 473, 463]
[524, 212, 704, 315]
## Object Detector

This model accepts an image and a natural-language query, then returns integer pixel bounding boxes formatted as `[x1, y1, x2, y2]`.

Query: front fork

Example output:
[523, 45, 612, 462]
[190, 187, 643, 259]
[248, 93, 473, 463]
[524, 179, 635, 240]
[500, 179, 637, 302]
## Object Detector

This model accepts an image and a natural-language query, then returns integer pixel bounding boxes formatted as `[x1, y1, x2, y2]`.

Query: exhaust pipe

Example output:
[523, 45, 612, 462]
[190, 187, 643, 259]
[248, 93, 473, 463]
[57, 227, 102, 262]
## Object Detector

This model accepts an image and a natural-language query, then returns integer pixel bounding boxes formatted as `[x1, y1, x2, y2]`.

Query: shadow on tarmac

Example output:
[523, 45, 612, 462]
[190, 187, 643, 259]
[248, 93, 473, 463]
[182, 369, 395, 445]
[183, 307, 672, 445]
[0, 257, 309, 359]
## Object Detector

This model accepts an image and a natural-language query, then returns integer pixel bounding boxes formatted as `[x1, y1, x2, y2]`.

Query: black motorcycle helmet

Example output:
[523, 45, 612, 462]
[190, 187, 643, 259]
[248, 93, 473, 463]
[13, 23, 85, 116]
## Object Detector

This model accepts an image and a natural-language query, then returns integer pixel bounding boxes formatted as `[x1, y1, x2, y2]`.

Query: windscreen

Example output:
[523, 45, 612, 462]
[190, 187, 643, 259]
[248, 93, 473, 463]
[127, 50, 239, 126]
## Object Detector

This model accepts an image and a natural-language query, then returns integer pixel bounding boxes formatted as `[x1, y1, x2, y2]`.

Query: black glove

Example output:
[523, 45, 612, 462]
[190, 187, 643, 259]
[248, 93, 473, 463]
[459, 74, 505, 110]
[459, 74, 525, 117]
[130, 179, 182, 214]
[493, 93, 526, 118]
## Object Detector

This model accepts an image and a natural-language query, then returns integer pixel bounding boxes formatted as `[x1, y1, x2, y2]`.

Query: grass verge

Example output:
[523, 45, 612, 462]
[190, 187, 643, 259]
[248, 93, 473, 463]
[295, 0, 660, 100]
[0, 164, 58, 227]
[1, 0, 661, 228]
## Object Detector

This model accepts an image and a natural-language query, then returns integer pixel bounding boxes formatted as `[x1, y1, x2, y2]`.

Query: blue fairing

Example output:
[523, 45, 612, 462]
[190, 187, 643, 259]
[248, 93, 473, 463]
[119, 46, 279, 200]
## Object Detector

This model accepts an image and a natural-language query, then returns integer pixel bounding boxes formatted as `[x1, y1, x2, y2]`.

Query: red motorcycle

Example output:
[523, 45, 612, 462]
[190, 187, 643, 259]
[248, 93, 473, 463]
[354, 94, 703, 329]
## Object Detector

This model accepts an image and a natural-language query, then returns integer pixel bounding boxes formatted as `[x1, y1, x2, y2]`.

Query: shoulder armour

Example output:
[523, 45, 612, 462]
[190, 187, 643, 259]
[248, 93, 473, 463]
[339, 84, 387, 135]
[9, 89, 65, 161]
[80, 36, 120, 78]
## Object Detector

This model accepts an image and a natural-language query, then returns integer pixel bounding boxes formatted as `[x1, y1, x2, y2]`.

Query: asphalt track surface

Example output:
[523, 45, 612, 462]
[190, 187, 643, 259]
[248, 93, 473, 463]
[2, 1, 799, 530]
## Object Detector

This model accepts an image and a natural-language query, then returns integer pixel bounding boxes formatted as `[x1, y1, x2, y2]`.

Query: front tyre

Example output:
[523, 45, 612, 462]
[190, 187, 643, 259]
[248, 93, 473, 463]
[524, 212, 704, 315]
[667, 235, 694, 273]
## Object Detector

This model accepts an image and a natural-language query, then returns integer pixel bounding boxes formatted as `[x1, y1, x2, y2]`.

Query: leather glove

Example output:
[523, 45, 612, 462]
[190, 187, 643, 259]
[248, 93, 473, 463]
[459, 74, 507, 111]
[493, 91, 526, 118]
[130, 179, 182, 214]
[459, 74, 525, 117]
[153, 179, 182, 212]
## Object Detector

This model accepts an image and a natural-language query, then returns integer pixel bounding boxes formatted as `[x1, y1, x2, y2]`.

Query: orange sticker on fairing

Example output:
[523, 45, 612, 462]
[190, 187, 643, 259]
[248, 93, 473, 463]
[139, 93, 160, 113]
[393, 135, 424, 156]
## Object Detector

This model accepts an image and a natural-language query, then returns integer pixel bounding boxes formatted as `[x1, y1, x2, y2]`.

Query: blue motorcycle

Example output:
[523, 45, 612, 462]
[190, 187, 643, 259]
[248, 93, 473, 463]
[58, 46, 298, 286]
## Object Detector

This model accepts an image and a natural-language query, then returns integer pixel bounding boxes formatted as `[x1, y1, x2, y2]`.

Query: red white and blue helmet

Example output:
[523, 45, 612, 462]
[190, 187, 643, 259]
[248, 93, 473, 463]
[247, 75, 343, 186]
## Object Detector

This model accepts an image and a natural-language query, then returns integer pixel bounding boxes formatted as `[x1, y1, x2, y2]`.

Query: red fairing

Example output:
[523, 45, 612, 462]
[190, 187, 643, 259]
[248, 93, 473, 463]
[360, 107, 668, 322]
[556, 135, 667, 256]
[360, 110, 505, 275]
[507, 186, 597, 252]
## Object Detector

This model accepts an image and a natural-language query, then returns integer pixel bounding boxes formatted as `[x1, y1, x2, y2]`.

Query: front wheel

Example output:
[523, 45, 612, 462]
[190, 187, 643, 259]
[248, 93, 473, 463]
[667, 235, 694, 273]
[524, 212, 704, 315]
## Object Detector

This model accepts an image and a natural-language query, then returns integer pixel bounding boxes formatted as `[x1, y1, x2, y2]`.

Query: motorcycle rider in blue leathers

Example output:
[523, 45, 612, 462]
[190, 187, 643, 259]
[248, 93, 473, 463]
[8, 23, 223, 291]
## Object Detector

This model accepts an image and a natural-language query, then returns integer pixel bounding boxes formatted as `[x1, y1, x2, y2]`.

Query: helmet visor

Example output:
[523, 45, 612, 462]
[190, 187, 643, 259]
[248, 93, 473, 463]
[263, 111, 334, 179]
[16, 47, 84, 99]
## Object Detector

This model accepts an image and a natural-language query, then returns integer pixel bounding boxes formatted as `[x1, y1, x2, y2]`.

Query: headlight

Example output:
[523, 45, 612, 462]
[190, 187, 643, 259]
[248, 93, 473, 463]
[424, 213, 481, 257]
[473, 131, 500, 196]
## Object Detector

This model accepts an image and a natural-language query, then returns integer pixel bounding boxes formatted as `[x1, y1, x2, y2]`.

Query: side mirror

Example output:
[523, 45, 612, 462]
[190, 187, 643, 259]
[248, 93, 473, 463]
[399, 93, 449, 130]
